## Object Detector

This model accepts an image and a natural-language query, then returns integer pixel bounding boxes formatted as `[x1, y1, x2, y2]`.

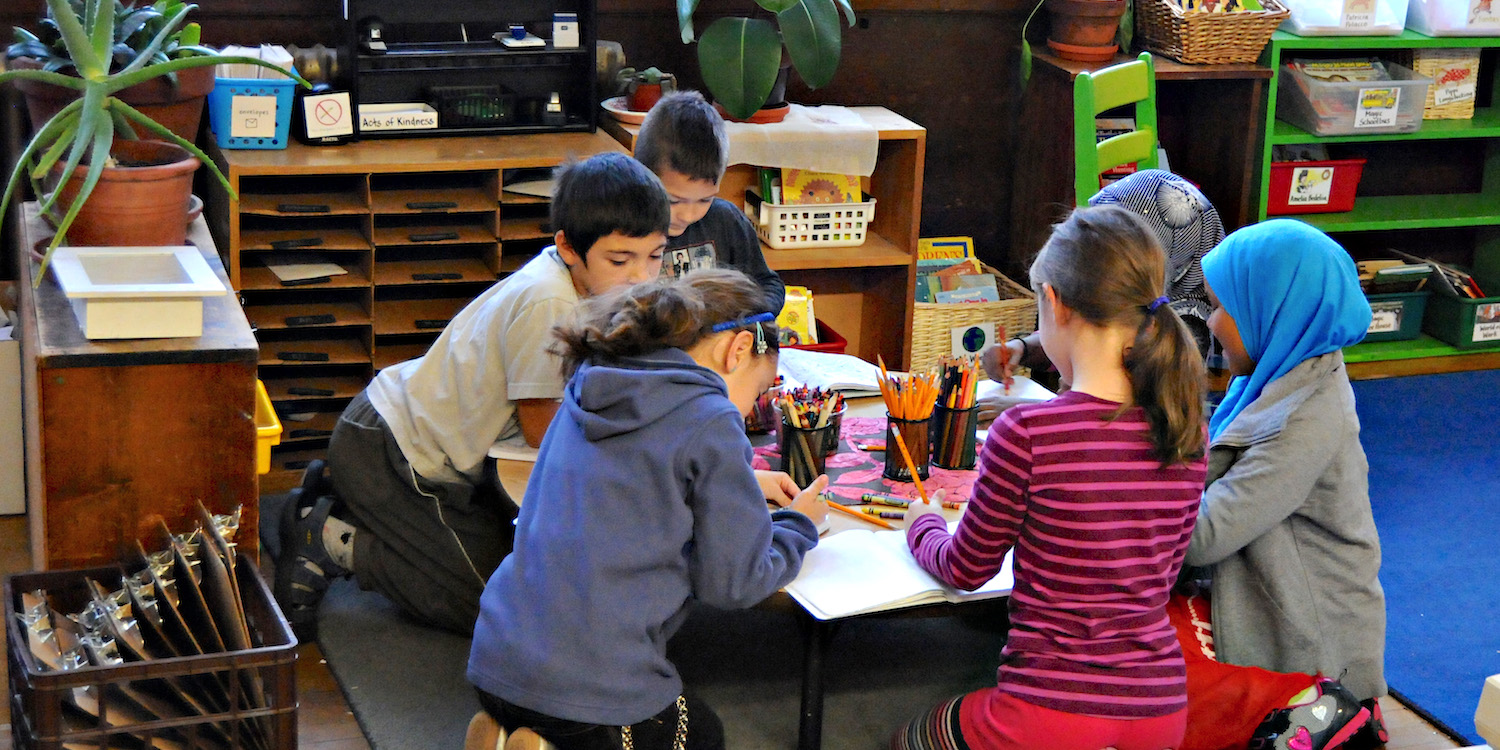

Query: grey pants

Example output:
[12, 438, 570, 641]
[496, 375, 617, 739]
[326, 391, 517, 634]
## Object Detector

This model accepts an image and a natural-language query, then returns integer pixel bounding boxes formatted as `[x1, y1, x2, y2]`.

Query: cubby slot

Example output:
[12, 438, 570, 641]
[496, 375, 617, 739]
[257, 331, 371, 368]
[240, 254, 372, 292]
[240, 174, 368, 216]
[372, 294, 472, 336]
[375, 244, 499, 286]
[373, 215, 497, 246]
[262, 373, 369, 403]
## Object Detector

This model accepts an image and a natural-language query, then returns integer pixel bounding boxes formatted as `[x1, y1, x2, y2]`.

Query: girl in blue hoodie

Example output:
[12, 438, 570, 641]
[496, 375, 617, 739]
[467, 268, 828, 750]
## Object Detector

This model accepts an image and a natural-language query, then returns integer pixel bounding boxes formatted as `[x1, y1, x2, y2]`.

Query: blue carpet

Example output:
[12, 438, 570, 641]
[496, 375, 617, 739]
[1353, 370, 1500, 744]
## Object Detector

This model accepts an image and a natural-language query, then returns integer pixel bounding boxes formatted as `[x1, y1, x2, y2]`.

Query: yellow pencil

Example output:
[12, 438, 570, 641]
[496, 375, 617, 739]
[827, 500, 896, 529]
[891, 427, 932, 505]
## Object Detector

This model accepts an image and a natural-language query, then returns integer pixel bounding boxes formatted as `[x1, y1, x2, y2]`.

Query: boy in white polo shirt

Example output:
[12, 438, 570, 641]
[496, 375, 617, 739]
[275, 152, 670, 637]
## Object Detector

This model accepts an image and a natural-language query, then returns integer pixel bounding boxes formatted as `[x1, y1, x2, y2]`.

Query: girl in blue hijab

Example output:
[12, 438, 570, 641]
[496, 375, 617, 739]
[1202, 219, 1372, 439]
[1185, 219, 1388, 750]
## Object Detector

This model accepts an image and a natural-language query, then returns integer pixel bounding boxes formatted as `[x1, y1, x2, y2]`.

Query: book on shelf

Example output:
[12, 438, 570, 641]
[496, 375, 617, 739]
[780, 169, 862, 205]
[786, 520, 1015, 620]
[777, 286, 818, 346]
[776, 348, 883, 396]
[917, 236, 975, 262]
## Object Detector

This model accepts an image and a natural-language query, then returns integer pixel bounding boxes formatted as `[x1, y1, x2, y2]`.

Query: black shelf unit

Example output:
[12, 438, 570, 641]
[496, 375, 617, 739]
[345, 0, 597, 137]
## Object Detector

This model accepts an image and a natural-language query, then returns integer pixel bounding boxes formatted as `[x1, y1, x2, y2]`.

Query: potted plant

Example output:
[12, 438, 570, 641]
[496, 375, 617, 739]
[616, 66, 678, 112]
[0, 0, 303, 281]
[8, 0, 220, 140]
[1020, 0, 1131, 68]
[676, 0, 856, 122]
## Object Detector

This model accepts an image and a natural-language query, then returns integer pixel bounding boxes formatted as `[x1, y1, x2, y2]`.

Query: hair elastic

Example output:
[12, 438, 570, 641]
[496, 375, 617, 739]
[1147, 296, 1169, 313]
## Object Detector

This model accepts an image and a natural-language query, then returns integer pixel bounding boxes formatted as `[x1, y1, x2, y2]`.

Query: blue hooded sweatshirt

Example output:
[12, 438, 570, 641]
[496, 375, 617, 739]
[467, 348, 819, 725]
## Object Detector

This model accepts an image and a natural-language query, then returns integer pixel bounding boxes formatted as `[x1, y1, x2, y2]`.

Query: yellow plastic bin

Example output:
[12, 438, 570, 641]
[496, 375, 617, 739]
[254, 380, 282, 475]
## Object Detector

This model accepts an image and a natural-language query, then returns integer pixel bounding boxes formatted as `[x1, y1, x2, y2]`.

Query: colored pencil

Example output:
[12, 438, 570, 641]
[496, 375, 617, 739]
[891, 427, 931, 505]
[827, 499, 896, 529]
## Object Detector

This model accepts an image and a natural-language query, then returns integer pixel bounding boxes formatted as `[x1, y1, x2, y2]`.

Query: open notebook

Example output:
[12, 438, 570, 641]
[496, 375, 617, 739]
[787, 521, 1014, 620]
[777, 348, 884, 396]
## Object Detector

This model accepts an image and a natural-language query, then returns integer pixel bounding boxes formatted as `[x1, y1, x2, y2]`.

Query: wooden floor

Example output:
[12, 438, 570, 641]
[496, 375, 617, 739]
[0, 515, 1472, 750]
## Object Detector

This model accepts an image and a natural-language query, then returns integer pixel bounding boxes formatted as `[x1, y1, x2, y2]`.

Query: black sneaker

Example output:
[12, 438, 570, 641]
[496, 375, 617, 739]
[272, 488, 350, 641]
[1250, 679, 1372, 750]
[1342, 698, 1389, 750]
[259, 460, 330, 560]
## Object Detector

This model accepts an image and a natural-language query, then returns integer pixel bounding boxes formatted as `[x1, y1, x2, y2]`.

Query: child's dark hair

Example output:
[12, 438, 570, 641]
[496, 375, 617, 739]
[633, 90, 731, 183]
[550, 152, 670, 258]
[554, 268, 780, 377]
[1030, 205, 1206, 465]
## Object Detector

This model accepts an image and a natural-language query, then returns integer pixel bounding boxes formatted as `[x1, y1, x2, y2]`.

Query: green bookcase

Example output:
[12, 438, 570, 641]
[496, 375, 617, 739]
[1257, 30, 1500, 372]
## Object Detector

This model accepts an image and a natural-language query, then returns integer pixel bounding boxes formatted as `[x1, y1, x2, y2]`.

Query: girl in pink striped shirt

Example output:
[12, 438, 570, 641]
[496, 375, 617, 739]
[894, 206, 1208, 750]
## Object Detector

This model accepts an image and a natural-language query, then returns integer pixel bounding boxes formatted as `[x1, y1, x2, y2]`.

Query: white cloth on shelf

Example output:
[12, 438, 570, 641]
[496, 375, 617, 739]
[725, 104, 880, 177]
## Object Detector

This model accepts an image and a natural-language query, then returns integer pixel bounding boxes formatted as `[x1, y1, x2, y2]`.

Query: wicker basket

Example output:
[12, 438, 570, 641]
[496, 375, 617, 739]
[1394, 48, 1480, 120]
[1136, 0, 1290, 65]
[911, 264, 1037, 370]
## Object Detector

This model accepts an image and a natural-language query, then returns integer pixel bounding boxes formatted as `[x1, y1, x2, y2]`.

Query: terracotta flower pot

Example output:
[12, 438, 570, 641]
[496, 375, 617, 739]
[53, 140, 200, 247]
[1046, 0, 1128, 59]
[11, 57, 215, 141]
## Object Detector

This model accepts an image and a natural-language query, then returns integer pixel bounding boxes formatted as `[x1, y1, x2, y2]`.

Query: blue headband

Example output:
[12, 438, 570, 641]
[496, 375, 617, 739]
[711, 312, 775, 354]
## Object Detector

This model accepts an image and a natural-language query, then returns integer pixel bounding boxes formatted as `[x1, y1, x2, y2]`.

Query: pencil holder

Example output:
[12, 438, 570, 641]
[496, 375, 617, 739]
[883, 413, 931, 482]
[744, 384, 782, 434]
[780, 415, 840, 488]
[931, 403, 980, 470]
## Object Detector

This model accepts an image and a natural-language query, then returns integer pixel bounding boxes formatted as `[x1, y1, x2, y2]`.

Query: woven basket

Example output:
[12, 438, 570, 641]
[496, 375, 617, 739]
[911, 264, 1037, 370]
[1136, 0, 1290, 65]
[1394, 48, 1480, 120]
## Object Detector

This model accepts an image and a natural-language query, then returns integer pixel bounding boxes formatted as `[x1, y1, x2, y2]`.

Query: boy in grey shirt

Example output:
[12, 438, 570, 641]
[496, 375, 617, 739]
[274, 153, 670, 637]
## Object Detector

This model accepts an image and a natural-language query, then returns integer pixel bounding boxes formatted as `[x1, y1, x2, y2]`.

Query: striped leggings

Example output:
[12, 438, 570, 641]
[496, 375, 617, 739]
[891, 691, 1186, 750]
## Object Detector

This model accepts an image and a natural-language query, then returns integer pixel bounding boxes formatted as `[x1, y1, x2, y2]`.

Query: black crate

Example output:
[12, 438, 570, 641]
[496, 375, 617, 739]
[6, 560, 297, 750]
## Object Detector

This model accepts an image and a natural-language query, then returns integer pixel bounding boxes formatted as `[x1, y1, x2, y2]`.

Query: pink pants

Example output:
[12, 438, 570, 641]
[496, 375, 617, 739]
[959, 690, 1187, 750]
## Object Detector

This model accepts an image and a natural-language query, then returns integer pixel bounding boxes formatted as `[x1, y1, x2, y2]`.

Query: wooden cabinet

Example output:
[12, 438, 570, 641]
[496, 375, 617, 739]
[1257, 32, 1500, 378]
[18, 206, 261, 569]
[1009, 51, 1272, 278]
[205, 131, 626, 487]
[603, 106, 925, 370]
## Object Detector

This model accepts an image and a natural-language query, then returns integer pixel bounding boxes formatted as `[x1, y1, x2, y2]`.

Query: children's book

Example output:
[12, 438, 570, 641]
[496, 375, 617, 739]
[776, 348, 883, 397]
[780, 169, 862, 205]
[917, 236, 975, 262]
[777, 286, 818, 346]
[786, 521, 1015, 620]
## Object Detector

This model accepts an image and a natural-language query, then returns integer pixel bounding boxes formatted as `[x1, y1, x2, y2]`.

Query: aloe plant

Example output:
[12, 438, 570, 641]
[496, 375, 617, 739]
[0, 0, 306, 283]
[677, 0, 856, 121]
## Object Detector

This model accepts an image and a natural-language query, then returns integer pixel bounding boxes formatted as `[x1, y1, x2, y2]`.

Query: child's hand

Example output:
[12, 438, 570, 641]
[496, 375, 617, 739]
[904, 489, 946, 525]
[981, 339, 1024, 387]
[756, 470, 801, 508]
[788, 475, 829, 526]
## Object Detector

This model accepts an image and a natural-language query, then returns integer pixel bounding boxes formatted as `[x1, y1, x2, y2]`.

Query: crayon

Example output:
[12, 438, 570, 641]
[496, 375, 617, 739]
[825, 498, 895, 529]
[859, 507, 906, 520]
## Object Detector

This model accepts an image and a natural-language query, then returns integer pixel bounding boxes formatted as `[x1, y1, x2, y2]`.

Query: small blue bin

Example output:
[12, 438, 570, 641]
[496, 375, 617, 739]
[208, 73, 297, 149]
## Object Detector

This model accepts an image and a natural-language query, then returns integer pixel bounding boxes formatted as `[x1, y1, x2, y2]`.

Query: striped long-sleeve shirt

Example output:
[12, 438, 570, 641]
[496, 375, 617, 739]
[907, 390, 1206, 719]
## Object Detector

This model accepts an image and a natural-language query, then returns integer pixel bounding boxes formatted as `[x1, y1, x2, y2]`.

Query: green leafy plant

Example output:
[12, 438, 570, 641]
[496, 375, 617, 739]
[0, 0, 305, 282]
[677, 0, 856, 121]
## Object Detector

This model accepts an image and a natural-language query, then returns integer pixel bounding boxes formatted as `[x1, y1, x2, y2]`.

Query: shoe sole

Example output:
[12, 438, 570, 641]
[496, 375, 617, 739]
[1274, 704, 1371, 750]
[272, 488, 319, 642]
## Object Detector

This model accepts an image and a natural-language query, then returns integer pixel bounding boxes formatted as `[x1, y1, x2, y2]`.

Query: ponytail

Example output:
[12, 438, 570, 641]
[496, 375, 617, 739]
[1126, 298, 1206, 465]
[553, 268, 780, 377]
[1031, 206, 1206, 464]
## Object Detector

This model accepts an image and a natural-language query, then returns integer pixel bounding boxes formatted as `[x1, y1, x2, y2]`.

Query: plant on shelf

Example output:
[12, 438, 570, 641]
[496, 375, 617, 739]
[615, 66, 678, 111]
[1, 0, 304, 282]
[1019, 0, 1132, 75]
[676, 0, 856, 121]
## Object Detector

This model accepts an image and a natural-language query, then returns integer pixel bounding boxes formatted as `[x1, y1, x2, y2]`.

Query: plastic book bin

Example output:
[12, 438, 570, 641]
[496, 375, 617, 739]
[743, 189, 875, 250]
[1406, 0, 1500, 35]
[1267, 157, 1367, 214]
[254, 380, 282, 475]
[785, 320, 848, 354]
[1278, 61, 1431, 136]
[209, 72, 298, 149]
[1363, 290, 1428, 342]
[1279, 0, 1411, 34]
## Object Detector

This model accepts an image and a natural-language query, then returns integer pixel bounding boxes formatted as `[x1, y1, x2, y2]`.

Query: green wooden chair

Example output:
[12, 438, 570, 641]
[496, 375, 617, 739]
[1074, 52, 1159, 206]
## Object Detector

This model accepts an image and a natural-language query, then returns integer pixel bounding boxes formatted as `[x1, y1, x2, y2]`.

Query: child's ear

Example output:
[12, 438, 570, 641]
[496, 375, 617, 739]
[1042, 284, 1073, 325]
[555, 230, 583, 267]
[723, 330, 755, 373]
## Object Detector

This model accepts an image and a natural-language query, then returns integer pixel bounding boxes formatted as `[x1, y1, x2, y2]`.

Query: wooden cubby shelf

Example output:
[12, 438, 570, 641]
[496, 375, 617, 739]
[206, 130, 625, 487]
[600, 106, 925, 368]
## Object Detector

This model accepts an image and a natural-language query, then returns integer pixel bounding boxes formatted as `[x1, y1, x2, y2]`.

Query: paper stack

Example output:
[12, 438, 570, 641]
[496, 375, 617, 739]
[216, 44, 295, 79]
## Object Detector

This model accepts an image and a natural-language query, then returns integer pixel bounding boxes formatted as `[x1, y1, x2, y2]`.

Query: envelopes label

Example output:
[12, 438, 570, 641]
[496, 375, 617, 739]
[230, 95, 278, 138]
